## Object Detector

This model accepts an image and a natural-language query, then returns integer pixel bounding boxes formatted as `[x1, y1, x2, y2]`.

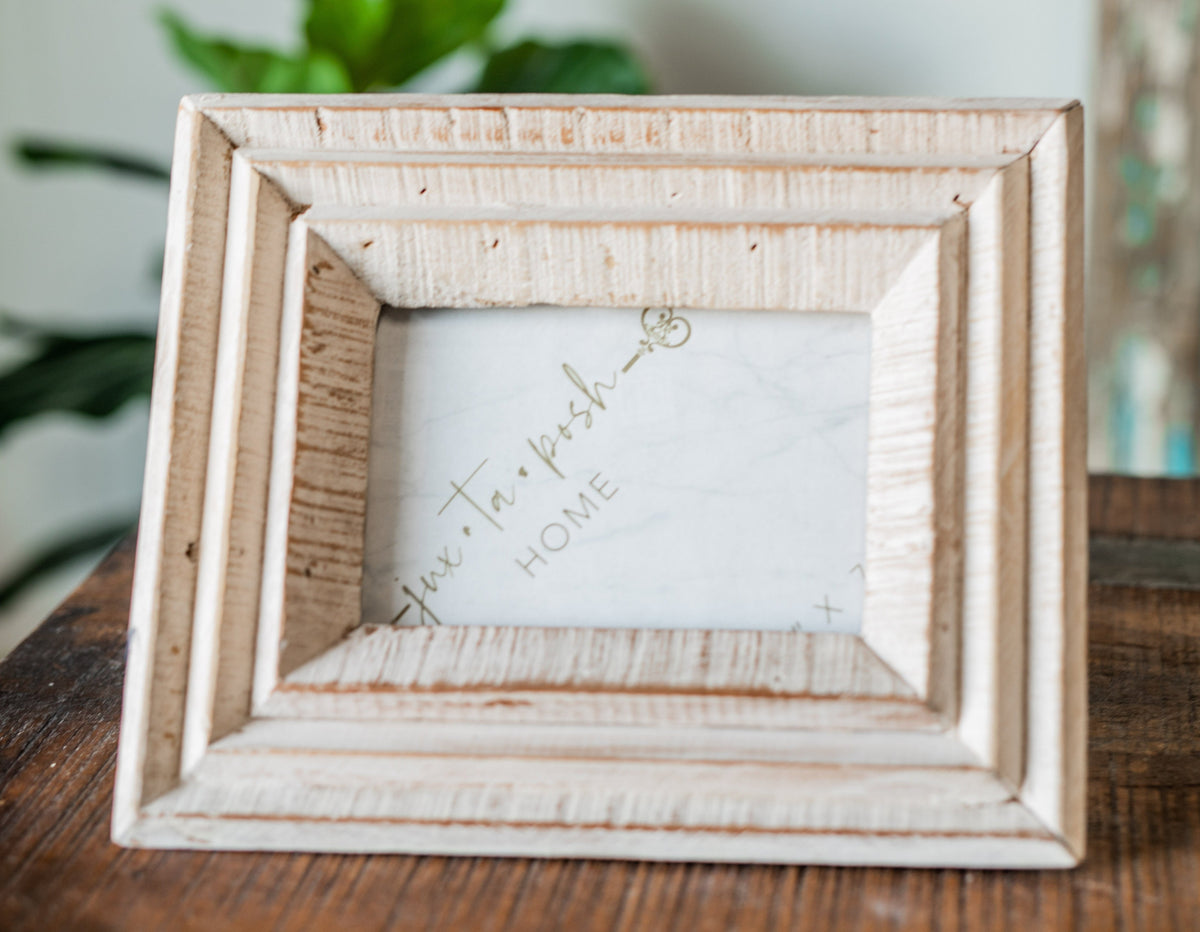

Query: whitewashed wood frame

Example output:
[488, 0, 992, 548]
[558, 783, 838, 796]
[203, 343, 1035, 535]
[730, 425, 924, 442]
[113, 96, 1086, 868]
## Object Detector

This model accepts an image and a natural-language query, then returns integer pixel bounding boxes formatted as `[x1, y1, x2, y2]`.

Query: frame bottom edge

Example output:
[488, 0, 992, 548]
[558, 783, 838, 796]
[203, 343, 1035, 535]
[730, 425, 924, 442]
[114, 815, 1080, 869]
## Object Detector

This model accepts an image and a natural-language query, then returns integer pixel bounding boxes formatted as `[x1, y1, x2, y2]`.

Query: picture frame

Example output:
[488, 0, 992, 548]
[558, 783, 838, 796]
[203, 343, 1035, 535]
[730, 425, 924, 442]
[113, 95, 1086, 868]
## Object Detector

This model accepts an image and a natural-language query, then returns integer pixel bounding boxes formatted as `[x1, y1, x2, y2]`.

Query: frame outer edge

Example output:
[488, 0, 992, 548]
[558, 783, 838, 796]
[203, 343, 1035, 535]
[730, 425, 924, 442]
[114, 104, 233, 836]
[1024, 104, 1087, 860]
[114, 99, 1085, 867]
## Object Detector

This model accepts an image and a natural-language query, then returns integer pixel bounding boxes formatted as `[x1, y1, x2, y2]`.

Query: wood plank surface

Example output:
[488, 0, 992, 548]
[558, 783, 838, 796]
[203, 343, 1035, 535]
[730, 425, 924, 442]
[1089, 473, 1200, 539]
[2, 474, 1199, 930]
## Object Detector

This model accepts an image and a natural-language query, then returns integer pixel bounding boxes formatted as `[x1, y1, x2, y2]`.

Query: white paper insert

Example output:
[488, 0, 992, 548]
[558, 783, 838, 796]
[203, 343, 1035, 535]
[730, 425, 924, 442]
[362, 306, 869, 633]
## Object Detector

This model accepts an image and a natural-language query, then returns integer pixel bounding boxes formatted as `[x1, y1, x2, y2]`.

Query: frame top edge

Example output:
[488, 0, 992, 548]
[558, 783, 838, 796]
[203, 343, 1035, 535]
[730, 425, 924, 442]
[184, 93, 1080, 115]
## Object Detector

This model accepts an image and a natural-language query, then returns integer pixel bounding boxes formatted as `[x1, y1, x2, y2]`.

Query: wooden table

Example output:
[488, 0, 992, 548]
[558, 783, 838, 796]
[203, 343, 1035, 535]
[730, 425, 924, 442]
[2, 475, 1198, 930]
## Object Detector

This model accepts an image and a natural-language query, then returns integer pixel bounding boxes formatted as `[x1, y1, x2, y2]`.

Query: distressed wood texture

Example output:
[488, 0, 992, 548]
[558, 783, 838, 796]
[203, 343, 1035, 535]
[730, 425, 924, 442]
[2, 476, 1197, 929]
[113, 96, 1085, 865]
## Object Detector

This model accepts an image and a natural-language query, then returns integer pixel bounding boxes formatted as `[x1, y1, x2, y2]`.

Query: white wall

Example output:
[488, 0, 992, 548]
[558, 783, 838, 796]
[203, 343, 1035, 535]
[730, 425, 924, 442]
[0, 0, 1096, 653]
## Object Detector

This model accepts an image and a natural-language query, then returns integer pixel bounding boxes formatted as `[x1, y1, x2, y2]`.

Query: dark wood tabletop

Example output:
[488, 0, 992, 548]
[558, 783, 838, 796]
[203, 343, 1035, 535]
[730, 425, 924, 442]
[2, 474, 1198, 931]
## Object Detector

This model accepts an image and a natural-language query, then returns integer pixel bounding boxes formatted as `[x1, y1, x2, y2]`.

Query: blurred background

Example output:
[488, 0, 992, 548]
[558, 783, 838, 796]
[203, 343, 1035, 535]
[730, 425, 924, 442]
[0, 0, 1184, 655]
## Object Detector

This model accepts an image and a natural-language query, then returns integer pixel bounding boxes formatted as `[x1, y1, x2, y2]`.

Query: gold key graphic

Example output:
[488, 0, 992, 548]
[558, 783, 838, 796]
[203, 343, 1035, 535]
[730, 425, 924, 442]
[623, 307, 693, 372]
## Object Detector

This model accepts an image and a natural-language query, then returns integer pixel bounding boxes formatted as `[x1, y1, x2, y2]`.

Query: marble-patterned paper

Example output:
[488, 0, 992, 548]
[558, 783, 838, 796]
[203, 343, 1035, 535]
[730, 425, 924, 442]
[362, 306, 869, 633]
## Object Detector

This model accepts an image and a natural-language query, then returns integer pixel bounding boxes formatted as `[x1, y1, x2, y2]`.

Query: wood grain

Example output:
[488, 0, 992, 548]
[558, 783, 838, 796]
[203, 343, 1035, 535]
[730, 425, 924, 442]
[113, 96, 1085, 864]
[115, 107, 231, 824]
[1, 475, 1196, 930]
[858, 218, 964, 714]
[263, 143, 1035, 823]
[195, 93, 1072, 157]
[1024, 98, 1088, 859]
[1088, 473, 1200, 539]
[247, 150, 1010, 212]
[957, 158, 1029, 784]
[182, 155, 296, 776]
[273, 230, 380, 680]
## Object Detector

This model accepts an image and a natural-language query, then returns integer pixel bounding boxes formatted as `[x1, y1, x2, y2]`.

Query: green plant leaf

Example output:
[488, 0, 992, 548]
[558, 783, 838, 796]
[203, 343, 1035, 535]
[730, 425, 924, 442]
[303, 0, 392, 83]
[0, 520, 134, 609]
[0, 330, 156, 438]
[305, 0, 506, 90]
[12, 140, 170, 182]
[160, 10, 353, 93]
[473, 39, 651, 94]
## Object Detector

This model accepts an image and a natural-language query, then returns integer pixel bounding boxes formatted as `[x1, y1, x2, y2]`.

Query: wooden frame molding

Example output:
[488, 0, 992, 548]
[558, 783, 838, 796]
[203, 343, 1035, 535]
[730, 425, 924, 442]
[113, 95, 1086, 869]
